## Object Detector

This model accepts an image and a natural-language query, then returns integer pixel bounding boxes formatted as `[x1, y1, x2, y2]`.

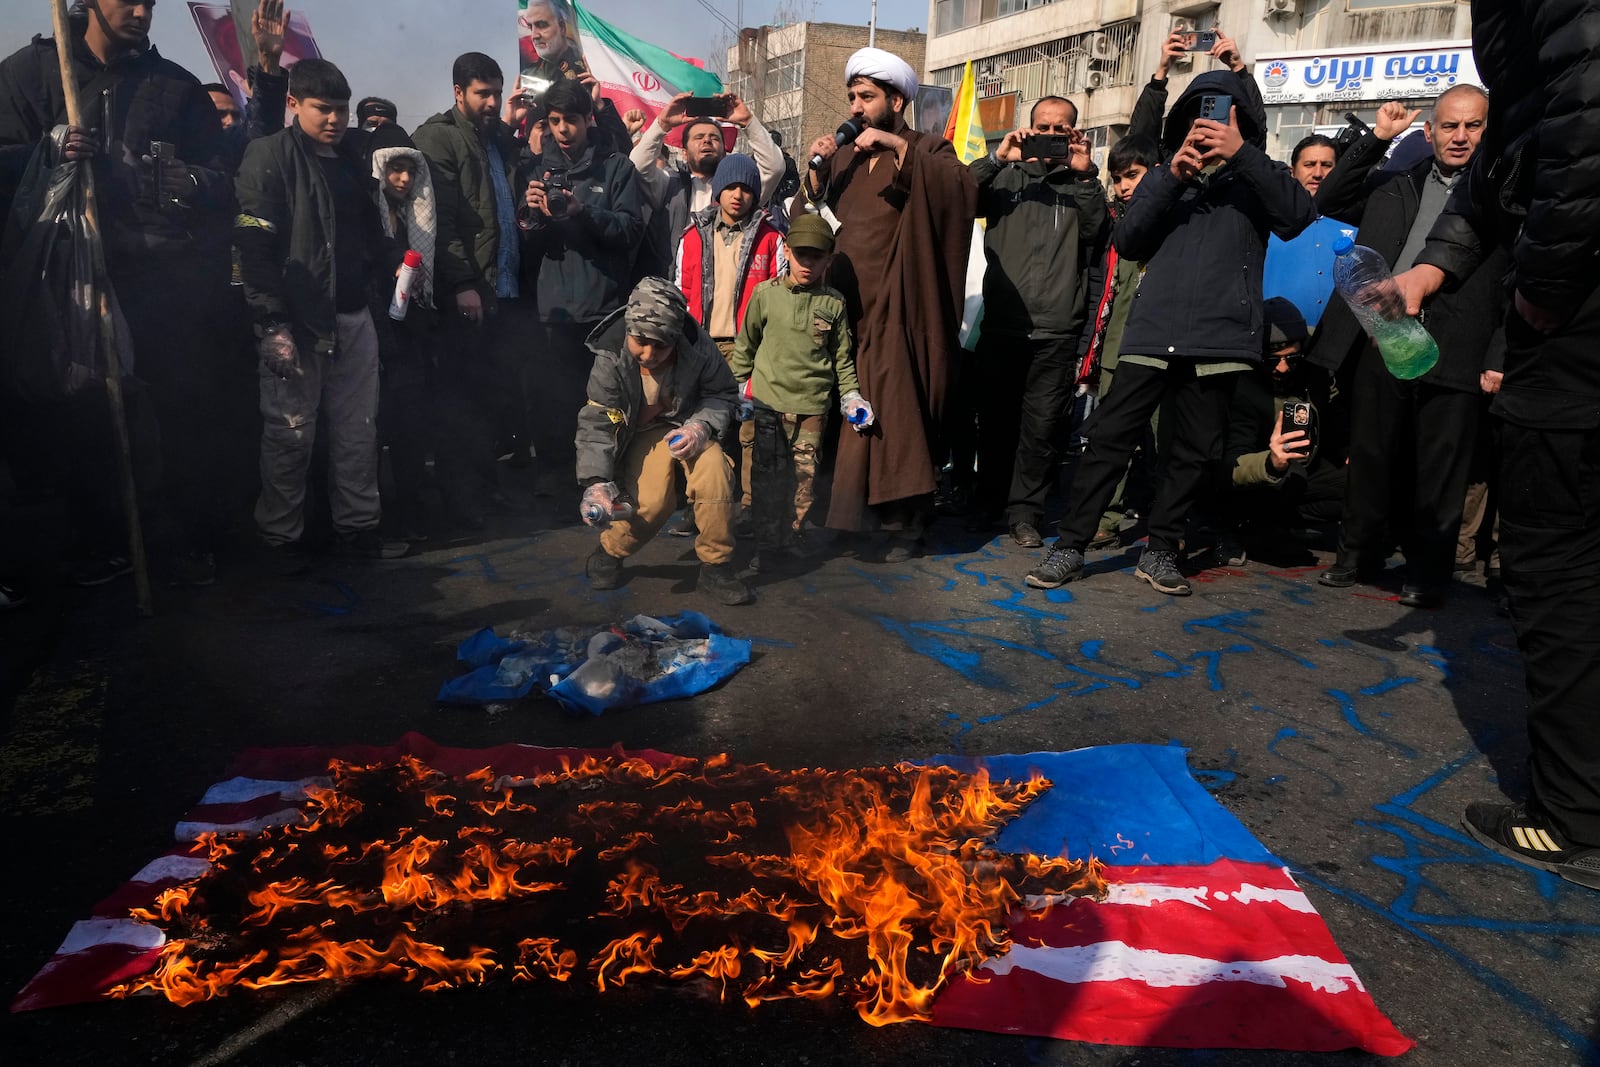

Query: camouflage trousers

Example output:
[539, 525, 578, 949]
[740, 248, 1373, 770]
[750, 409, 824, 551]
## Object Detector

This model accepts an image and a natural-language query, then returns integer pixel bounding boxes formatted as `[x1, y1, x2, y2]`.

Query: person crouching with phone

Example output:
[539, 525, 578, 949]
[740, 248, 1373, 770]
[1024, 71, 1314, 595]
[1215, 298, 1348, 567]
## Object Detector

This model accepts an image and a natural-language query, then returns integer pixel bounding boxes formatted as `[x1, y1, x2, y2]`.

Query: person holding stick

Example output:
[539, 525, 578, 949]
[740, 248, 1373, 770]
[0, 0, 232, 589]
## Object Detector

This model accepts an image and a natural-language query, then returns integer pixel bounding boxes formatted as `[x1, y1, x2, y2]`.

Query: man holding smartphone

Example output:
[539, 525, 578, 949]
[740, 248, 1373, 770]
[967, 97, 1110, 547]
[629, 91, 784, 278]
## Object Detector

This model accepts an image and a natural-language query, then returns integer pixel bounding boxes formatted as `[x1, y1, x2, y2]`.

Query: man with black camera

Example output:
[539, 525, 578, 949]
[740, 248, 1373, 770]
[0, 0, 233, 587]
[629, 91, 782, 277]
[414, 52, 531, 526]
[521, 78, 643, 472]
[1310, 88, 1505, 608]
[967, 97, 1109, 547]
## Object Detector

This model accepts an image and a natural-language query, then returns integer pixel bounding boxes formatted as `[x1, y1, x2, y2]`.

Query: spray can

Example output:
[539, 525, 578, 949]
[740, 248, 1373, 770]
[389, 250, 423, 321]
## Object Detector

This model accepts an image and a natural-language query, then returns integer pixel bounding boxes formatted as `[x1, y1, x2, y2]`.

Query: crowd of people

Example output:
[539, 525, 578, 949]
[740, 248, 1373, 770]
[0, 0, 1595, 888]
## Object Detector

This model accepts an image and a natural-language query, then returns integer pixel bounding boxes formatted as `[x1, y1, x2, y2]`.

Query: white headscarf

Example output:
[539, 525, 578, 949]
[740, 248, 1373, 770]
[844, 47, 918, 101]
[371, 146, 438, 309]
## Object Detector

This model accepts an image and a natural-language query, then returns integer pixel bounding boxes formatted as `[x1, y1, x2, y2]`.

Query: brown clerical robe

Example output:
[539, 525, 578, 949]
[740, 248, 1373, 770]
[817, 119, 977, 531]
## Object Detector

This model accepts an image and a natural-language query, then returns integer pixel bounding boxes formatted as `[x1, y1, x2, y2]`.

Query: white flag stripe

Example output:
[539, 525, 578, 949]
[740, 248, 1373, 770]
[197, 775, 326, 806]
[1025, 881, 1316, 914]
[57, 918, 166, 955]
[175, 809, 306, 842]
[129, 854, 212, 884]
[984, 940, 1365, 995]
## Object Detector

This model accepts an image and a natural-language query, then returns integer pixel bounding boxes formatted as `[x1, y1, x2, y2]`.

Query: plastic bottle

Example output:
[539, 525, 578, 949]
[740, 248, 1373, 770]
[1331, 237, 1439, 380]
[583, 500, 634, 530]
[389, 250, 423, 321]
[847, 407, 870, 428]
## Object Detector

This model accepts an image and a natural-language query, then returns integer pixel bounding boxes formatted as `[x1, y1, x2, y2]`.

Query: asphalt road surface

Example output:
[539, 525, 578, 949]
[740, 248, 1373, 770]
[2, 481, 1597, 1066]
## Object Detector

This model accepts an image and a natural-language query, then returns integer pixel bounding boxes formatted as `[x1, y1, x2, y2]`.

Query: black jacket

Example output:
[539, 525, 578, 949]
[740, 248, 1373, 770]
[1114, 71, 1315, 363]
[970, 155, 1109, 344]
[0, 21, 229, 264]
[1418, 0, 1600, 428]
[1310, 132, 1508, 393]
[524, 137, 643, 325]
[234, 124, 386, 351]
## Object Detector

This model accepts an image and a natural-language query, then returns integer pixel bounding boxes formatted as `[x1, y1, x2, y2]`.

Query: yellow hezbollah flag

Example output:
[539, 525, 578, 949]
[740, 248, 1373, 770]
[943, 61, 987, 165]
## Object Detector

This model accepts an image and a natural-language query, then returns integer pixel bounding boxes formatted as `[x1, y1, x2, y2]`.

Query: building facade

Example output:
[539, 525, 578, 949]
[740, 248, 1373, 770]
[923, 0, 1479, 163]
[727, 22, 929, 157]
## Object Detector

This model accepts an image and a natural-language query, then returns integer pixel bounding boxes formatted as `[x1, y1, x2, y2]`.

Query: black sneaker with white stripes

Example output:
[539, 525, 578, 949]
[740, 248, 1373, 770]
[1464, 802, 1600, 890]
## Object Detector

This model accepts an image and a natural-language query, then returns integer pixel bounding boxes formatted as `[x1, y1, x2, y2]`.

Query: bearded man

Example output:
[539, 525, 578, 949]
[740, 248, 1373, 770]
[803, 47, 977, 560]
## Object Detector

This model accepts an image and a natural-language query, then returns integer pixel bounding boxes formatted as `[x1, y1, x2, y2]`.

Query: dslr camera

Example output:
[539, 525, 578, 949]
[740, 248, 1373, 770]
[1020, 132, 1074, 160]
[543, 169, 573, 219]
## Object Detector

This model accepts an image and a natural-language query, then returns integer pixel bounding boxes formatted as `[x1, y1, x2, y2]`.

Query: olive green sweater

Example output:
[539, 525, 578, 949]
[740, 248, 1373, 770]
[728, 278, 858, 416]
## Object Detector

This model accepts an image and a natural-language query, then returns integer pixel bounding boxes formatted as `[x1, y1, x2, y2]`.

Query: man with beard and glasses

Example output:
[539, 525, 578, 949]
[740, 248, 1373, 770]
[802, 47, 977, 561]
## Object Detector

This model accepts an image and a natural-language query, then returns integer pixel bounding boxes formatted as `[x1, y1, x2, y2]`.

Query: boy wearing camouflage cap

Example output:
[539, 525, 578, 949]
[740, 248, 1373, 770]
[576, 277, 752, 605]
[729, 214, 873, 571]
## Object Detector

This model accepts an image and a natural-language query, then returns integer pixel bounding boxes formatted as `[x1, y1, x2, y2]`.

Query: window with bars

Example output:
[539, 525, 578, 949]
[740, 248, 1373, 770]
[931, 19, 1141, 99]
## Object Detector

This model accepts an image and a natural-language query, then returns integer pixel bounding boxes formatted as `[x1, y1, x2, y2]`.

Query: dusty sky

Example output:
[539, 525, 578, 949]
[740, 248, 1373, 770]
[0, 0, 926, 131]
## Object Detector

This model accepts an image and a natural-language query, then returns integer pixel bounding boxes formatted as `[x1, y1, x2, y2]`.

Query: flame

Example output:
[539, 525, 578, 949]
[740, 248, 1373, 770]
[116, 753, 1103, 1022]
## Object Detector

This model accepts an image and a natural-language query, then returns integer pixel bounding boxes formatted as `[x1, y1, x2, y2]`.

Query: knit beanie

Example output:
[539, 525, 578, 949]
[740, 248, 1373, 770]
[712, 153, 761, 200]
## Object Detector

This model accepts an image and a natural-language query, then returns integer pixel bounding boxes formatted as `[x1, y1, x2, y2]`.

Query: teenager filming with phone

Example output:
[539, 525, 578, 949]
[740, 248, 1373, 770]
[967, 97, 1110, 548]
[1023, 66, 1314, 596]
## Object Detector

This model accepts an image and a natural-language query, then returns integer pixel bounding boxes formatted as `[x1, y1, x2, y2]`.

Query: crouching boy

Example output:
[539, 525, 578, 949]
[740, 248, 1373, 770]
[728, 214, 870, 572]
[577, 278, 753, 605]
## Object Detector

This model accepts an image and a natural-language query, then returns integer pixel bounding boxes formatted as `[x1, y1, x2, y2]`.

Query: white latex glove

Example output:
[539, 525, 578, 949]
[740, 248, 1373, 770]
[735, 379, 755, 421]
[580, 481, 620, 526]
[668, 421, 711, 460]
[257, 326, 301, 379]
[841, 390, 875, 429]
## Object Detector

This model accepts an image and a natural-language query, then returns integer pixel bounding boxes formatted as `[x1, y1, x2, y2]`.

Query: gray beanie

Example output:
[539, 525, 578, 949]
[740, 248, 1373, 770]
[624, 277, 687, 343]
[712, 153, 761, 201]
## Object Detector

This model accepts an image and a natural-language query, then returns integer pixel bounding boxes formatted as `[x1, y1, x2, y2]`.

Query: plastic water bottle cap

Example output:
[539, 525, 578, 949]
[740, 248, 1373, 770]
[1332, 236, 1355, 256]
[848, 408, 868, 425]
[668, 433, 683, 447]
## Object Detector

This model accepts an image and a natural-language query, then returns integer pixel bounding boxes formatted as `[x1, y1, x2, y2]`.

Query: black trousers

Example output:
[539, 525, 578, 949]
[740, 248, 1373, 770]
[1056, 360, 1235, 554]
[1498, 420, 1600, 845]
[973, 332, 1080, 527]
[537, 321, 602, 475]
[1339, 346, 1478, 589]
[1230, 456, 1347, 531]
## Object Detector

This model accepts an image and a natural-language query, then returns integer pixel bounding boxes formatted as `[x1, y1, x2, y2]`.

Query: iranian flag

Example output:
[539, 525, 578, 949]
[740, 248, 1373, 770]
[571, 2, 723, 126]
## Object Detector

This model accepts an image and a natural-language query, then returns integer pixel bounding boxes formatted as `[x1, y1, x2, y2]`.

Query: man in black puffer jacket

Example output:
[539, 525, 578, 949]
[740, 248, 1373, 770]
[1310, 88, 1506, 609]
[1025, 69, 1314, 596]
[1395, 0, 1600, 891]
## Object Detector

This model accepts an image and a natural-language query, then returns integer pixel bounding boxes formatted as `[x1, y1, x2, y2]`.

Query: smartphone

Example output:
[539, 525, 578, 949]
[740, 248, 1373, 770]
[149, 140, 175, 203]
[1281, 401, 1317, 452]
[1180, 29, 1218, 52]
[1197, 93, 1232, 123]
[517, 73, 553, 101]
[682, 96, 729, 118]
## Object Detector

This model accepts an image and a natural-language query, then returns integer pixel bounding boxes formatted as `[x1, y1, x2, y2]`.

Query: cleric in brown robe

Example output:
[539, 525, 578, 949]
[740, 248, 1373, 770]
[802, 47, 977, 560]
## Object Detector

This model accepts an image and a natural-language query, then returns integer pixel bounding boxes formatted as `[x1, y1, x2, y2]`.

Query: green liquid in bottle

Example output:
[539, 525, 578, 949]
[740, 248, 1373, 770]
[1376, 328, 1439, 380]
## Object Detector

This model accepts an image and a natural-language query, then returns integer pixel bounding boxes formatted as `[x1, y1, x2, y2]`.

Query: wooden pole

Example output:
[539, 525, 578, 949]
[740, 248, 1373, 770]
[49, 0, 154, 617]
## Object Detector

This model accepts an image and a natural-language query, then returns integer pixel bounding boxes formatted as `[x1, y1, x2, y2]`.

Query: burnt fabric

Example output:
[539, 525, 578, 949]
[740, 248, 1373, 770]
[816, 120, 977, 530]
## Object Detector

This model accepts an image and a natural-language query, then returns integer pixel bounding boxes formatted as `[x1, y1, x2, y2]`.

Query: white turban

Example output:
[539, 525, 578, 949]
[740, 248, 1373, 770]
[844, 47, 918, 101]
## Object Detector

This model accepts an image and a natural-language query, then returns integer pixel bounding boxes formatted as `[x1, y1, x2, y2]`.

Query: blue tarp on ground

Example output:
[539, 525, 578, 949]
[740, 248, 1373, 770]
[437, 612, 752, 715]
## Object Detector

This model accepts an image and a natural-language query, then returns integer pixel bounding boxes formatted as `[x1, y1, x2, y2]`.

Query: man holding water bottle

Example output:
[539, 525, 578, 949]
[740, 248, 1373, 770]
[1309, 87, 1505, 608]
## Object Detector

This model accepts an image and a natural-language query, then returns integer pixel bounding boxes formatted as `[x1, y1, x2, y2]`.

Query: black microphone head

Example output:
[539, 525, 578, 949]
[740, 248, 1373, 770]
[835, 119, 863, 145]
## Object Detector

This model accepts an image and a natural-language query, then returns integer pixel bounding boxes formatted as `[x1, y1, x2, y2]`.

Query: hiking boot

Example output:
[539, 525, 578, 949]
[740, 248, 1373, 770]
[665, 511, 699, 538]
[1025, 545, 1085, 589]
[1463, 802, 1600, 890]
[1009, 521, 1044, 548]
[334, 529, 410, 560]
[698, 562, 754, 605]
[166, 551, 217, 588]
[586, 546, 624, 590]
[1136, 549, 1191, 596]
[65, 553, 133, 587]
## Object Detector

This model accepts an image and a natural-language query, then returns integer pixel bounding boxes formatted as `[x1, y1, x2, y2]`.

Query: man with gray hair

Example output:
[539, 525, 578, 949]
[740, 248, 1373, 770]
[1309, 84, 1506, 609]
[575, 277, 752, 605]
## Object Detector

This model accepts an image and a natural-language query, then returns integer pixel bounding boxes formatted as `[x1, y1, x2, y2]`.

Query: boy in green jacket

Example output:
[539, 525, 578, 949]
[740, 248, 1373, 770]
[728, 215, 872, 571]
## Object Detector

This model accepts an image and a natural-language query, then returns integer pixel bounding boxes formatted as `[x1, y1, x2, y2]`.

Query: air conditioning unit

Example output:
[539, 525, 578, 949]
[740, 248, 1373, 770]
[1266, 0, 1298, 13]
[1085, 69, 1108, 91]
[1088, 33, 1115, 61]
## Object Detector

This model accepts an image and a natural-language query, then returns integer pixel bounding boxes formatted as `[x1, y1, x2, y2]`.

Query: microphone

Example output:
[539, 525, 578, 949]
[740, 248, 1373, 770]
[810, 120, 862, 170]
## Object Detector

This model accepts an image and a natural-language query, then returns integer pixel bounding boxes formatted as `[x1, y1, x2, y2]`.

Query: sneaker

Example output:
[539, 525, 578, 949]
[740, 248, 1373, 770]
[1009, 521, 1044, 548]
[665, 511, 699, 538]
[65, 553, 133, 587]
[586, 546, 624, 590]
[698, 561, 754, 605]
[165, 551, 217, 588]
[1136, 549, 1191, 596]
[1025, 545, 1085, 589]
[1087, 526, 1120, 551]
[0, 584, 26, 612]
[1463, 802, 1600, 890]
[334, 530, 410, 560]
[1397, 584, 1443, 609]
